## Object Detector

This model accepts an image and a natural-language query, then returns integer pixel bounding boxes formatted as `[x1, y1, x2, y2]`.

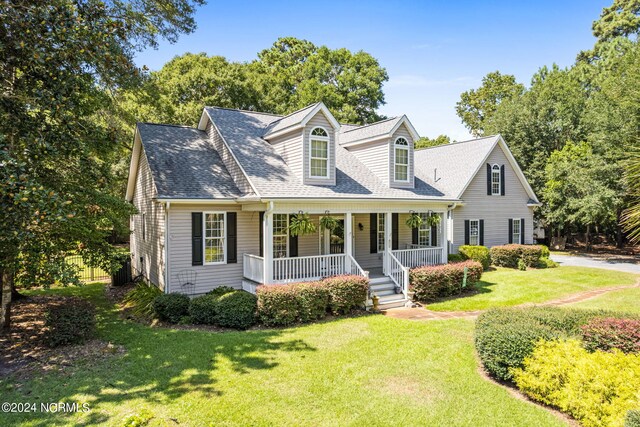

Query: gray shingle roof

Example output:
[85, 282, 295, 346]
[262, 103, 320, 137]
[413, 135, 500, 198]
[137, 123, 241, 199]
[338, 116, 402, 144]
[204, 107, 449, 200]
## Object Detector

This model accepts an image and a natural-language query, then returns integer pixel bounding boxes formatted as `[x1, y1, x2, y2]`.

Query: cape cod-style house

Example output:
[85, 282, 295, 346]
[126, 102, 540, 308]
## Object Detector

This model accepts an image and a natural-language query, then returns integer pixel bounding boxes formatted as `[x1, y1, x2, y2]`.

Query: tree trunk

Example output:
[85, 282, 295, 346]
[0, 267, 13, 331]
[616, 208, 625, 249]
[586, 224, 592, 252]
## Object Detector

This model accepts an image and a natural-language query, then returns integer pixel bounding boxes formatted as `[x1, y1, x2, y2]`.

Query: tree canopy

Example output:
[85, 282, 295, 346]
[415, 135, 451, 150]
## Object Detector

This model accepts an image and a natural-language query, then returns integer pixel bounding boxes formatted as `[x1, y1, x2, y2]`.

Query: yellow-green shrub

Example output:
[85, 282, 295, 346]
[512, 339, 640, 427]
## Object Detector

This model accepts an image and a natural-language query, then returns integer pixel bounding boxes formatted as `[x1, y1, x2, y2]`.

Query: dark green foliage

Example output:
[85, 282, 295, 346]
[458, 245, 491, 270]
[214, 291, 257, 330]
[475, 307, 622, 381]
[448, 254, 465, 263]
[44, 298, 96, 347]
[323, 275, 369, 315]
[410, 261, 483, 303]
[626, 410, 640, 427]
[188, 294, 219, 325]
[123, 283, 163, 318]
[206, 286, 236, 298]
[153, 293, 190, 323]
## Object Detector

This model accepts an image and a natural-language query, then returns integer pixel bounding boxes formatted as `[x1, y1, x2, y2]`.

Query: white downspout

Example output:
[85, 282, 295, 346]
[263, 201, 274, 284]
[164, 201, 170, 293]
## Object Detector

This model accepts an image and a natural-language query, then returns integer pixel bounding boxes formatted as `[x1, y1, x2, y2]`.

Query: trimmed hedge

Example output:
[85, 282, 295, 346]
[409, 260, 483, 303]
[458, 245, 491, 270]
[475, 307, 617, 381]
[214, 291, 257, 330]
[256, 275, 368, 326]
[189, 294, 219, 325]
[153, 293, 190, 323]
[206, 286, 236, 298]
[447, 253, 465, 263]
[44, 298, 96, 347]
[490, 244, 542, 268]
[582, 317, 640, 354]
[513, 339, 640, 427]
[538, 245, 550, 258]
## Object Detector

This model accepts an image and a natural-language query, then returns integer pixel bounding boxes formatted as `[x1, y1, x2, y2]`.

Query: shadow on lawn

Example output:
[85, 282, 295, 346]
[3, 284, 316, 426]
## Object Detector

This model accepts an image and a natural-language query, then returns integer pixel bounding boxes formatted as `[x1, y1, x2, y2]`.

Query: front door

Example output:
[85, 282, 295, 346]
[321, 219, 345, 255]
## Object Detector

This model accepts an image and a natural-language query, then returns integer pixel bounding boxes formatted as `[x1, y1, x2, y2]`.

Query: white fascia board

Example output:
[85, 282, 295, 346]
[125, 128, 142, 202]
[389, 115, 420, 141]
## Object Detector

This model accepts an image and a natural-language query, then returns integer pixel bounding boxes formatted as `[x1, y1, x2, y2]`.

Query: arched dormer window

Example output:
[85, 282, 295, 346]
[394, 137, 409, 182]
[309, 127, 329, 178]
[491, 164, 501, 195]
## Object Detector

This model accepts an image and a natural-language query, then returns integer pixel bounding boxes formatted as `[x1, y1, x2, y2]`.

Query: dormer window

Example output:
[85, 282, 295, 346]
[491, 164, 501, 195]
[309, 127, 329, 178]
[394, 137, 409, 182]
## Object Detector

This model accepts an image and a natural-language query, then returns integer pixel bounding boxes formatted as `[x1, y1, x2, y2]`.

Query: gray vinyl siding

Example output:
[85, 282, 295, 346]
[167, 204, 261, 294]
[348, 140, 389, 185]
[303, 111, 336, 185]
[269, 129, 304, 182]
[206, 121, 254, 195]
[389, 123, 415, 188]
[451, 145, 535, 252]
[130, 147, 166, 290]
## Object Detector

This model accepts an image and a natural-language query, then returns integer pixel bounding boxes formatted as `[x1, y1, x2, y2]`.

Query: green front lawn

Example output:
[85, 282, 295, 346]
[567, 286, 640, 314]
[426, 266, 637, 312]
[1, 284, 565, 427]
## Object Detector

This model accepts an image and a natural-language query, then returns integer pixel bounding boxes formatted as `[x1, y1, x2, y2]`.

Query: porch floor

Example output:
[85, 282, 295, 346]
[367, 267, 385, 279]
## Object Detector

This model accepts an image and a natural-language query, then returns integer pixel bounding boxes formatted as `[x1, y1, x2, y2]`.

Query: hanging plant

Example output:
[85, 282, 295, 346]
[287, 213, 317, 237]
[405, 213, 423, 229]
[426, 213, 441, 227]
[319, 215, 338, 231]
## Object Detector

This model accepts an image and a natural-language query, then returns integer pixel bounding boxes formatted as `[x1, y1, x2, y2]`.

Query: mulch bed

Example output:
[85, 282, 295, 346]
[0, 294, 125, 380]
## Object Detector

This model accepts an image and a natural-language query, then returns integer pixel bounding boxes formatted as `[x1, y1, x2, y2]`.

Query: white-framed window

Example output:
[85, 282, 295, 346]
[469, 219, 480, 246]
[491, 164, 501, 195]
[418, 212, 431, 246]
[204, 212, 226, 264]
[377, 213, 385, 253]
[512, 218, 521, 244]
[273, 213, 289, 258]
[309, 127, 329, 178]
[394, 137, 409, 182]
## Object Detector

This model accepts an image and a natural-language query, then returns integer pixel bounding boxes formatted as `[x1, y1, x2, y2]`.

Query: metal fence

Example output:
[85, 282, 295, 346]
[66, 255, 110, 282]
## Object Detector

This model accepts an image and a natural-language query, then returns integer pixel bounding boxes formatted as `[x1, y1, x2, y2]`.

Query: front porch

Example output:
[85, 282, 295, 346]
[242, 205, 448, 304]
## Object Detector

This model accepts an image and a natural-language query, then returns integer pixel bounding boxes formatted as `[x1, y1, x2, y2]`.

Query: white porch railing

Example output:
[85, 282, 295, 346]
[392, 247, 443, 269]
[347, 254, 369, 279]
[386, 251, 409, 299]
[243, 254, 264, 283]
[273, 254, 346, 283]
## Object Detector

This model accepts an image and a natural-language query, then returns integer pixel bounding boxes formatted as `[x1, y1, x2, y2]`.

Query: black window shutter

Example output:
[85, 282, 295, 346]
[508, 219, 513, 244]
[479, 219, 485, 246]
[412, 226, 418, 245]
[226, 212, 237, 263]
[431, 225, 438, 247]
[288, 215, 298, 257]
[521, 218, 525, 244]
[259, 211, 264, 257]
[392, 213, 399, 250]
[501, 165, 506, 196]
[370, 213, 377, 253]
[464, 220, 470, 245]
[192, 212, 203, 266]
[486, 164, 492, 195]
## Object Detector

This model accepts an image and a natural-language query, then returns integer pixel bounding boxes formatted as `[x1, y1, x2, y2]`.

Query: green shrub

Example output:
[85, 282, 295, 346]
[410, 261, 483, 303]
[626, 410, 640, 427]
[517, 258, 527, 271]
[206, 286, 236, 298]
[582, 317, 640, 354]
[538, 245, 550, 258]
[296, 282, 330, 323]
[536, 257, 558, 269]
[324, 275, 369, 315]
[123, 282, 162, 318]
[448, 253, 465, 263]
[44, 298, 96, 347]
[188, 294, 219, 325]
[152, 293, 190, 323]
[475, 307, 617, 381]
[513, 339, 640, 427]
[213, 291, 257, 330]
[458, 245, 491, 270]
[490, 244, 542, 268]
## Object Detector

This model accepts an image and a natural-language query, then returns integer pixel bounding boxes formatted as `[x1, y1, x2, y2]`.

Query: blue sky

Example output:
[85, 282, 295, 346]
[134, 0, 609, 141]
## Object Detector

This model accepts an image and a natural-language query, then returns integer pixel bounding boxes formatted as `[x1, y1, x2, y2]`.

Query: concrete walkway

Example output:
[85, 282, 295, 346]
[550, 254, 640, 274]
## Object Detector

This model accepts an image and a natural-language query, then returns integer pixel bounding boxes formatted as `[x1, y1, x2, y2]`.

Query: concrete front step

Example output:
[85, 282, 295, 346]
[378, 298, 409, 309]
[370, 282, 396, 292]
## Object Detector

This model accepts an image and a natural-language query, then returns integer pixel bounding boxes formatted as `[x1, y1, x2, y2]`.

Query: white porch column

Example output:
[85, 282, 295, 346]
[345, 212, 353, 272]
[384, 212, 392, 274]
[263, 210, 273, 284]
[440, 211, 448, 264]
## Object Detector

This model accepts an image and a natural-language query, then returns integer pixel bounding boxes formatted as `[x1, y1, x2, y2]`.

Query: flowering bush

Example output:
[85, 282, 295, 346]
[582, 317, 640, 354]
[409, 260, 483, 302]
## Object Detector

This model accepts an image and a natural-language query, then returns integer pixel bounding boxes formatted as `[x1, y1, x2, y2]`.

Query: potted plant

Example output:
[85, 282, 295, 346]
[426, 213, 441, 227]
[405, 212, 423, 229]
[319, 215, 338, 231]
[287, 212, 316, 237]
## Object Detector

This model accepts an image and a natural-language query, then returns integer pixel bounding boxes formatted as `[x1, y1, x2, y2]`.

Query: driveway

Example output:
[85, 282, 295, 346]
[550, 254, 640, 274]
